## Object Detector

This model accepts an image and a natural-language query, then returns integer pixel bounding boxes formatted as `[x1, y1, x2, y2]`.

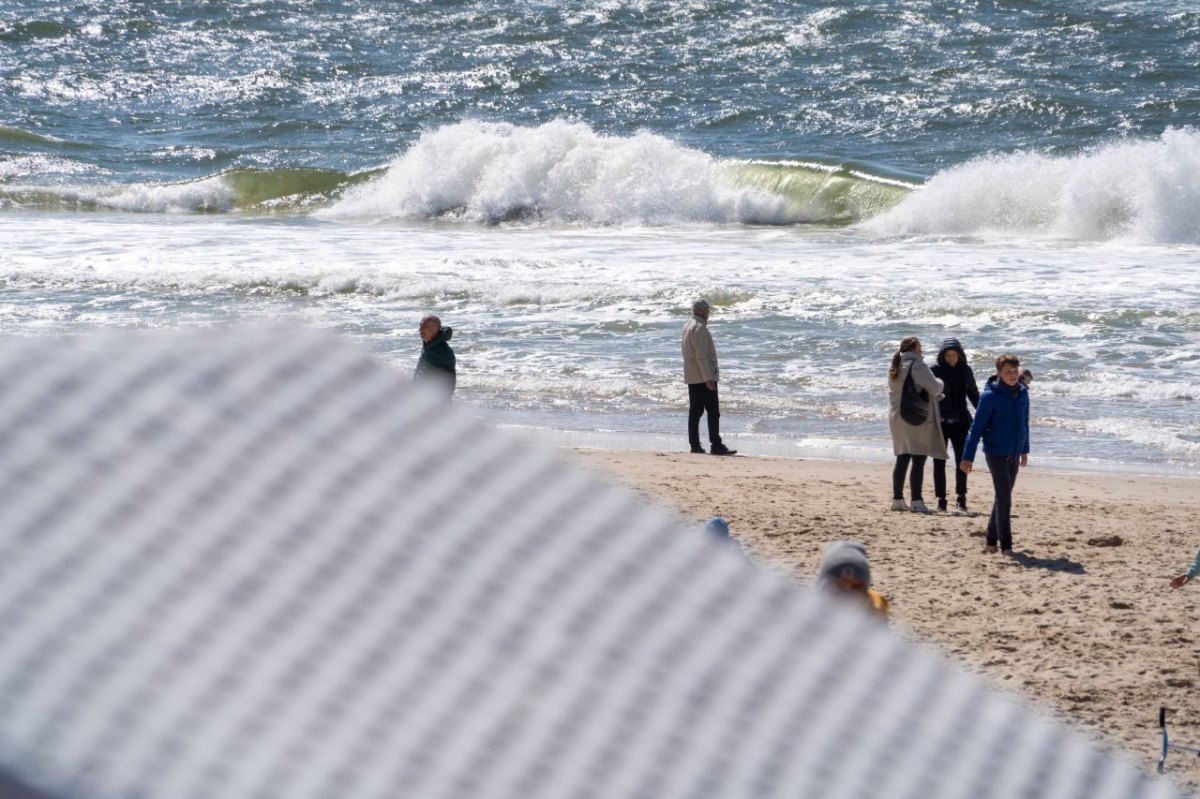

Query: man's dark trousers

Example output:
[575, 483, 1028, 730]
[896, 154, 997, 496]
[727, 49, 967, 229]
[688, 382, 723, 449]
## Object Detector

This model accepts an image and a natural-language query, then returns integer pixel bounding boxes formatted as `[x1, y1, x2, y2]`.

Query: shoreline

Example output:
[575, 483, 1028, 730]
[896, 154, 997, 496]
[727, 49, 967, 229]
[497, 420, 1200, 480]
[563, 445, 1200, 794]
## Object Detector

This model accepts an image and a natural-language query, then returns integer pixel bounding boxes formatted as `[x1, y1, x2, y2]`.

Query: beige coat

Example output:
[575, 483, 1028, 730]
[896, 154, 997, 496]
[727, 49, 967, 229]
[888, 351, 948, 459]
[682, 314, 719, 384]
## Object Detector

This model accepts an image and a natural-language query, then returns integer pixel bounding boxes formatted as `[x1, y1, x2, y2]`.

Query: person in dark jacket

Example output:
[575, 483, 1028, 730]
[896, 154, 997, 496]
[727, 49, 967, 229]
[413, 314, 456, 396]
[961, 354, 1030, 555]
[930, 338, 980, 512]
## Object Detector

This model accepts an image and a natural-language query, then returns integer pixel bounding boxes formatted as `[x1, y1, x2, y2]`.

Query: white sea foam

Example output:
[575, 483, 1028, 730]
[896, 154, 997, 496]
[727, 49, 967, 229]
[864, 128, 1200, 244]
[323, 120, 794, 225]
[2, 175, 237, 213]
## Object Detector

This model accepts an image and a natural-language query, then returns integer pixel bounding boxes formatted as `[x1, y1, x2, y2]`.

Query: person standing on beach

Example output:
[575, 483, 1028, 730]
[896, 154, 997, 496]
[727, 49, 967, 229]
[887, 336, 946, 513]
[931, 338, 980, 512]
[961, 354, 1030, 555]
[682, 299, 735, 455]
[413, 314, 456, 396]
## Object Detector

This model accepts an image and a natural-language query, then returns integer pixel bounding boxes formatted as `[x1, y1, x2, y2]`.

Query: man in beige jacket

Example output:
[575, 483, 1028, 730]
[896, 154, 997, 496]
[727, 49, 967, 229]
[682, 299, 735, 455]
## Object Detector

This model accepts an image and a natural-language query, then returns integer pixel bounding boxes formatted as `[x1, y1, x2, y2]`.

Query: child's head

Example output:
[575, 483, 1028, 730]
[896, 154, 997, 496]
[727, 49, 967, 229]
[816, 540, 871, 597]
[995, 354, 1021, 387]
[1019, 369, 1033, 386]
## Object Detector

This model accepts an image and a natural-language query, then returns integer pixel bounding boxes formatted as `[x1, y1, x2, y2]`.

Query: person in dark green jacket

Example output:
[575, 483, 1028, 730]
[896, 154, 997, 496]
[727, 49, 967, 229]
[414, 314, 456, 396]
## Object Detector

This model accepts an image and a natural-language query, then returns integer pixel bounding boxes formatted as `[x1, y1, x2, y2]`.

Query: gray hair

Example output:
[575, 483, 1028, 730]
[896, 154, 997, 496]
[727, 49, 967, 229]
[691, 299, 709, 313]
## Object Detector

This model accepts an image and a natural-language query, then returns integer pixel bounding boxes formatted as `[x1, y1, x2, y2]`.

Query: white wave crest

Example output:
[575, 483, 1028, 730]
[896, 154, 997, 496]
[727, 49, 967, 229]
[864, 127, 1200, 244]
[3, 176, 236, 213]
[97, 176, 237, 213]
[322, 120, 793, 225]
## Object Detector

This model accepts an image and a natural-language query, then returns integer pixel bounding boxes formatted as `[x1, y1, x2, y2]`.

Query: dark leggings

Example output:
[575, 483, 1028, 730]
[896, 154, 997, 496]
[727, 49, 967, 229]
[933, 420, 970, 499]
[892, 454, 927, 501]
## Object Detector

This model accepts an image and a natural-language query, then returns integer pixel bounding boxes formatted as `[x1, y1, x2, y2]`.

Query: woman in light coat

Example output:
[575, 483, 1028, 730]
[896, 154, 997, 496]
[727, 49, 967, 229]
[887, 336, 947, 513]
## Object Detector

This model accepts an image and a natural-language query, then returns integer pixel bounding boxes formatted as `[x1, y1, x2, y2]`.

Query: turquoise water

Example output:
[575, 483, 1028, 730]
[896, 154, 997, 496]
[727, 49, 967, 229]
[3, 2, 1199, 472]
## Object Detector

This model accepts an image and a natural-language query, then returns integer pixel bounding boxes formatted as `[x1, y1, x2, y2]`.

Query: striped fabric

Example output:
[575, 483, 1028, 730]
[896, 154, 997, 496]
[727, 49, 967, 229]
[0, 326, 1177, 799]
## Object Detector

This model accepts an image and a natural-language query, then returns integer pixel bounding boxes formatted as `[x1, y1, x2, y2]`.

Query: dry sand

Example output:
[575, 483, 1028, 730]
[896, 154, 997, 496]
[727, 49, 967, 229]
[566, 447, 1200, 794]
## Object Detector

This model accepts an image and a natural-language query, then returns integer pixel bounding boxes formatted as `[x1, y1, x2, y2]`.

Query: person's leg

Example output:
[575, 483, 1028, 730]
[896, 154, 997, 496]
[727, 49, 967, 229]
[909, 455, 927, 501]
[985, 454, 1018, 550]
[892, 454, 911, 500]
[950, 421, 970, 500]
[1001, 457, 1021, 550]
[933, 452, 947, 503]
[702, 384, 723, 447]
[687, 383, 705, 451]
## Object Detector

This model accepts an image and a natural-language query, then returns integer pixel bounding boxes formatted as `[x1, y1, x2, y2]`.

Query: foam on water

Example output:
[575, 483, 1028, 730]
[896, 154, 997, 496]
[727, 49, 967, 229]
[865, 128, 1200, 244]
[324, 120, 801, 225]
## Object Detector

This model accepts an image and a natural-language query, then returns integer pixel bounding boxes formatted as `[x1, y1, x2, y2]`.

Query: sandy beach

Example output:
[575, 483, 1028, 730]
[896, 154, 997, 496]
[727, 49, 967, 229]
[567, 447, 1200, 794]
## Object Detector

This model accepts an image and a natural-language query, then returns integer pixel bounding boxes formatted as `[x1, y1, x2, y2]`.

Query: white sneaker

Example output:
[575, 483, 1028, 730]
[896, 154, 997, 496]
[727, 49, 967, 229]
[890, 499, 909, 512]
[910, 500, 933, 514]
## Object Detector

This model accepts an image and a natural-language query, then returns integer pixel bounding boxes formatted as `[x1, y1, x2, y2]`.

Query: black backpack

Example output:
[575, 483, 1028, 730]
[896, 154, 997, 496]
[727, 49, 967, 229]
[900, 363, 929, 425]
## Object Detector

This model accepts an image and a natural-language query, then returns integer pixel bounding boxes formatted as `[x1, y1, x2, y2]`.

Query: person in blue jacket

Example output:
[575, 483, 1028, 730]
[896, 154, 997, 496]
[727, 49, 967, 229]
[961, 353, 1030, 555]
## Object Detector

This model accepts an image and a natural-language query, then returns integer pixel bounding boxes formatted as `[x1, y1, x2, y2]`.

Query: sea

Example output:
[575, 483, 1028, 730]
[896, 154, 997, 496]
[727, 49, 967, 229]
[2, 1, 1199, 475]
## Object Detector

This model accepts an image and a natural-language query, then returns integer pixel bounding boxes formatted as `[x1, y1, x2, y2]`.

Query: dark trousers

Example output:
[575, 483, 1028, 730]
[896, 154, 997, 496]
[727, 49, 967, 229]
[933, 420, 970, 499]
[984, 453, 1021, 550]
[892, 454, 927, 501]
[687, 382, 723, 449]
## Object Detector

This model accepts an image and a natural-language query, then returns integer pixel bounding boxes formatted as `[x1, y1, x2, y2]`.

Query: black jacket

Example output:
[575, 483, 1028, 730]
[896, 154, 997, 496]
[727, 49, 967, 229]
[414, 326, 456, 394]
[930, 342, 979, 425]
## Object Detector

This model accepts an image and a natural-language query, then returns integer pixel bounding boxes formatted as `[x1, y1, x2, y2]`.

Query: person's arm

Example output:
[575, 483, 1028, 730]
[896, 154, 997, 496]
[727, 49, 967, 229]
[960, 393, 993, 473]
[1020, 391, 1030, 465]
[1170, 548, 1200, 588]
[699, 328, 719, 387]
[966, 366, 980, 409]
[913, 360, 943, 398]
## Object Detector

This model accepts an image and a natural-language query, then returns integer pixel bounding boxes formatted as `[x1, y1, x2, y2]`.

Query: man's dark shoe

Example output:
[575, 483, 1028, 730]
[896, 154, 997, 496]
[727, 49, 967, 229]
[710, 444, 737, 456]
[690, 446, 706, 454]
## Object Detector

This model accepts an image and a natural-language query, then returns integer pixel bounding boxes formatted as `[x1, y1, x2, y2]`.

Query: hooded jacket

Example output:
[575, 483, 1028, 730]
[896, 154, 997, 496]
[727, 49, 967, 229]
[930, 339, 980, 426]
[962, 375, 1030, 462]
[414, 326, 456, 394]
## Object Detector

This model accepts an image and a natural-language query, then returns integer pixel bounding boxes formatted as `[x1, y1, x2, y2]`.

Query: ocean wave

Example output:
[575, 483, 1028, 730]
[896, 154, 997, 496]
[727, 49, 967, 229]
[0, 167, 366, 213]
[321, 120, 911, 225]
[1045, 415, 1200, 462]
[863, 128, 1200, 244]
[0, 125, 65, 146]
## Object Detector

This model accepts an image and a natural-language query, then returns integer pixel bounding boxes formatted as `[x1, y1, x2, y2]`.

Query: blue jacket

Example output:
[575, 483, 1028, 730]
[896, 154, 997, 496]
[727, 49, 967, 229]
[962, 376, 1029, 461]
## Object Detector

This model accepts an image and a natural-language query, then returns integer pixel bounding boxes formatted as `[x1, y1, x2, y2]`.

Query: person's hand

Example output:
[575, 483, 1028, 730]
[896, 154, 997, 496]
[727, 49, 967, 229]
[1020, 453, 1028, 467]
[706, 380, 717, 391]
[959, 460, 972, 474]
[1171, 574, 1191, 589]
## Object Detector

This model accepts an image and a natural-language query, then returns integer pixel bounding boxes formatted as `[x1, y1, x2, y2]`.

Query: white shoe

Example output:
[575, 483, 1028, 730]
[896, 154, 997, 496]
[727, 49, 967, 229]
[910, 500, 933, 514]
[890, 499, 909, 512]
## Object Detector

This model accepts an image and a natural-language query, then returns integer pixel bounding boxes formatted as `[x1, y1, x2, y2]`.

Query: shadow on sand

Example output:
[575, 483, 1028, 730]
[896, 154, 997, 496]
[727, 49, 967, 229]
[1004, 551, 1086, 574]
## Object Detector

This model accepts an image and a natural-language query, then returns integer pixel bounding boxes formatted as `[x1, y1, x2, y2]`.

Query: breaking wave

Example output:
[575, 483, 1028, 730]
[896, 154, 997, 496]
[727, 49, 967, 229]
[864, 128, 1200, 244]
